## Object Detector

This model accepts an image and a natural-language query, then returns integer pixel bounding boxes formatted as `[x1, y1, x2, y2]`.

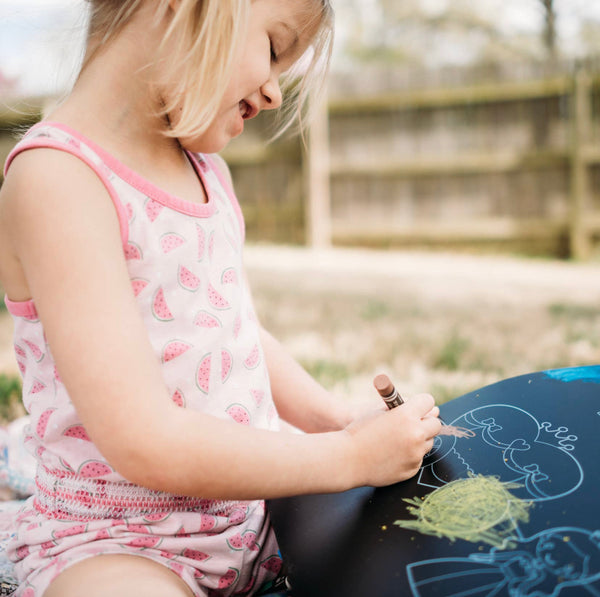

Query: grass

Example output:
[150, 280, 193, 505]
[360, 299, 391, 321]
[301, 359, 350, 387]
[247, 255, 600, 407]
[548, 303, 600, 320]
[0, 250, 598, 419]
[0, 374, 24, 422]
[433, 331, 470, 371]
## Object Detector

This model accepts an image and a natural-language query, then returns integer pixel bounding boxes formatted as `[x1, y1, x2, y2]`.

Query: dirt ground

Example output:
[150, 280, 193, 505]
[244, 244, 600, 405]
[1, 244, 599, 407]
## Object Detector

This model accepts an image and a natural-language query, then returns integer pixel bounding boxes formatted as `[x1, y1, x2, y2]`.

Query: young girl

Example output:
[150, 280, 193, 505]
[0, 0, 441, 595]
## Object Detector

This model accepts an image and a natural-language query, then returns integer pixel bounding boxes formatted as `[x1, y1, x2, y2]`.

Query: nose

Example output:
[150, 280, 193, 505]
[261, 75, 282, 111]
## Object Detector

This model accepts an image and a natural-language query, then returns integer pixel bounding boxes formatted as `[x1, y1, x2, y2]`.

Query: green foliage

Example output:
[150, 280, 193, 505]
[335, 0, 578, 68]
[434, 332, 470, 371]
[360, 299, 391, 321]
[548, 302, 600, 346]
[0, 374, 23, 421]
[301, 359, 350, 387]
[548, 303, 600, 320]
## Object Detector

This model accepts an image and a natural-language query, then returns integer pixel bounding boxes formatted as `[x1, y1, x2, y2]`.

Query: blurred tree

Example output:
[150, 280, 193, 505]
[580, 20, 600, 57]
[540, 0, 557, 60]
[333, 0, 599, 68]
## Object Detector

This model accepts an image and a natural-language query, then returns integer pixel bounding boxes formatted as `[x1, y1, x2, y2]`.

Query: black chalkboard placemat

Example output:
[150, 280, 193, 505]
[268, 366, 600, 597]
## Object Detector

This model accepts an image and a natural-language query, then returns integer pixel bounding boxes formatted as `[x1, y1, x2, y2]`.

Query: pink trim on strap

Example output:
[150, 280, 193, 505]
[204, 154, 246, 242]
[4, 131, 130, 249]
[39, 122, 217, 219]
[4, 295, 38, 320]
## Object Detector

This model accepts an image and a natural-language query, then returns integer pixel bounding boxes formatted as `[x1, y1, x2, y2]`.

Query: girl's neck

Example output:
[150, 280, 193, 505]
[49, 4, 183, 167]
[46, 8, 206, 202]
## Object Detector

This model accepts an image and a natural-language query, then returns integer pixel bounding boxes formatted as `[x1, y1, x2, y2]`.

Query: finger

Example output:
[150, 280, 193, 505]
[422, 415, 443, 439]
[422, 437, 435, 456]
[423, 406, 440, 419]
[405, 393, 436, 416]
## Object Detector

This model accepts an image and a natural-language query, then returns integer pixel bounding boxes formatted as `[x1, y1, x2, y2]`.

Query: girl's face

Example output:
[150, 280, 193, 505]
[180, 0, 320, 153]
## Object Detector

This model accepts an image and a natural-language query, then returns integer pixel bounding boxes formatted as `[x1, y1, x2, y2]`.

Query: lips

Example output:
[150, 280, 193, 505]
[239, 99, 257, 120]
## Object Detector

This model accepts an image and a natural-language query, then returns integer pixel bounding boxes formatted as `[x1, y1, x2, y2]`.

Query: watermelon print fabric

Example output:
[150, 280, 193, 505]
[2, 122, 281, 596]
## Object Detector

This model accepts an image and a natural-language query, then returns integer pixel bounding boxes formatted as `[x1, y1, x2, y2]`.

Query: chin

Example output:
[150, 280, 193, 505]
[181, 136, 232, 155]
[183, 123, 246, 154]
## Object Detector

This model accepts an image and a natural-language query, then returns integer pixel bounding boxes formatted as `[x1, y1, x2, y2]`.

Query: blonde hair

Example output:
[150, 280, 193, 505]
[83, 0, 333, 140]
[274, 0, 334, 140]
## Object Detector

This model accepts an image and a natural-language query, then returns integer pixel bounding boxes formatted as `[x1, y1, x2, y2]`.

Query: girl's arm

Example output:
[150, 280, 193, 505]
[259, 326, 379, 432]
[212, 152, 361, 432]
[260, 327, 439, 434]
[1, 148, 440, 501]
[213, 153, 431, 434]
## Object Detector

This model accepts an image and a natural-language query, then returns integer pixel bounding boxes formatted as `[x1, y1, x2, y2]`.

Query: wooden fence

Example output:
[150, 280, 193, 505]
[2, 63, 600, 258]
[224, 63, 600, 259]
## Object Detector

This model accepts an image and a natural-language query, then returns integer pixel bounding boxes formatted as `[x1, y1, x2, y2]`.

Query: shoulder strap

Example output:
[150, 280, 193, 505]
[3, 122, 129, 247]
[203, 153, 245, 242]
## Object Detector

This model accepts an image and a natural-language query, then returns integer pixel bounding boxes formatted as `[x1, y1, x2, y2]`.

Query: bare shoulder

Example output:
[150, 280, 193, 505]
[3, 145, 108, 198]
[0, 147, 122, 298]
[1, 147, 120, 238]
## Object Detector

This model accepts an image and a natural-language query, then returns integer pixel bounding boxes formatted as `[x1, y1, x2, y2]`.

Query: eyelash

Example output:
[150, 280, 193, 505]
[269, 39, 278, 63]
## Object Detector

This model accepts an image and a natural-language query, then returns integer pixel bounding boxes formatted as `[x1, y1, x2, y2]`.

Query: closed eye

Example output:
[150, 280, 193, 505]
[270, 38, 278, 63]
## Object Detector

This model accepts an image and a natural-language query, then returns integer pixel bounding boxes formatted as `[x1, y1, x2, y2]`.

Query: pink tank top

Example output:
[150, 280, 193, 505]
[4, 122, 279, 488]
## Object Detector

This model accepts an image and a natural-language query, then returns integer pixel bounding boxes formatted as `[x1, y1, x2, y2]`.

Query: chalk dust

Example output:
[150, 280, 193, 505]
[437, 425, 475, 438]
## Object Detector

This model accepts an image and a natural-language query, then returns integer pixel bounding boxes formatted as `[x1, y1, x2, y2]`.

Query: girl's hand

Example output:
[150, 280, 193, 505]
[342, 393, 441, 488]
[345, 395, 440, 424]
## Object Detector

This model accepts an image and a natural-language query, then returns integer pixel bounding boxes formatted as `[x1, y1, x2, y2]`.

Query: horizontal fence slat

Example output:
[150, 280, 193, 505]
[329, 76, 577, 113]
[2, 64, 600, 258]
[331, 217, 567, 240]
[329, 150, 574, 177]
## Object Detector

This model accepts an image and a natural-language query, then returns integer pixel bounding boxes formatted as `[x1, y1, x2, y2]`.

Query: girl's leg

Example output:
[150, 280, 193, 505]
[43, 554, 196, 597]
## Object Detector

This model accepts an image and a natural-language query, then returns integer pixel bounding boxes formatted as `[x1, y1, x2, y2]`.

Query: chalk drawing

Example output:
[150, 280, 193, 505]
[394, 474, 533, 549]
[419, 404, 583, 502]
[406, 526, 600, 597]
[545, 366, 600, 384]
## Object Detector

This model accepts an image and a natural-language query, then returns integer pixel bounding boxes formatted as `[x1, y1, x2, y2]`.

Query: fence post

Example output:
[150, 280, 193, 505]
[304, 93, 332, 248]
[568, 67, 592, 259]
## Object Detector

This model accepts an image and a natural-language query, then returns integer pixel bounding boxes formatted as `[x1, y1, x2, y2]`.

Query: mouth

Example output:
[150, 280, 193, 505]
[239, 99, 257, 120]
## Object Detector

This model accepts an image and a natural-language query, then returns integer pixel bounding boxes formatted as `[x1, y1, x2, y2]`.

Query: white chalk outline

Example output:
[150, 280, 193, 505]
[419, 404, 584, 502]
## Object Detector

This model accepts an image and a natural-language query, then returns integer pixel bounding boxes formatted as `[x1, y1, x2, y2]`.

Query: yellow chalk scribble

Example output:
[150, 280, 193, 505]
[394, 474, 533, 549]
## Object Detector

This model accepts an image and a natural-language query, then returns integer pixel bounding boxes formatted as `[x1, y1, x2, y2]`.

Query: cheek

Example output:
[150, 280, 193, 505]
[236, 42, 270, 90]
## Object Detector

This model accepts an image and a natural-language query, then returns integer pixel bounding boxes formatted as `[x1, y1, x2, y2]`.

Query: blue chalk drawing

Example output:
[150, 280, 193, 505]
[406, 526, 600, 597]
[544, 366, 600, 384]
[419, 405, 583, 502]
